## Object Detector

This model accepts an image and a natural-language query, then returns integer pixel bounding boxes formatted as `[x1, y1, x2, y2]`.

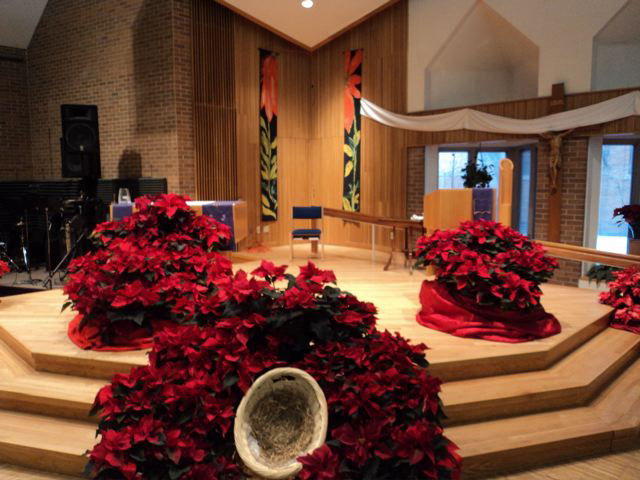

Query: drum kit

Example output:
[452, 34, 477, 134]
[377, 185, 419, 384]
[1, 194, 101, 289]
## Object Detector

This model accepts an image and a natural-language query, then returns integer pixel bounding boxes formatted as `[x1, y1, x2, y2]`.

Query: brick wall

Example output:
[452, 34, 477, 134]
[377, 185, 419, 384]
[0, 46, 31, 180]
[25, 0, 194, 194]
[535, 137, 588, 285]
[407, 146, 425, 248]
[172, 0, 195, 198]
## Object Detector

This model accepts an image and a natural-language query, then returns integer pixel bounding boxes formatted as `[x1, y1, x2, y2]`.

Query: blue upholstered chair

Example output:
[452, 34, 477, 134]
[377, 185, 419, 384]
[290, 206, 324, 260]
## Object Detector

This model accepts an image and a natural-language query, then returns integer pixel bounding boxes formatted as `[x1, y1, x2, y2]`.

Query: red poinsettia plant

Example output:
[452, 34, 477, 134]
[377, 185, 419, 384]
[599, 265, 640, 334]
[0, 260, 9, 278]
[63, 193, 232, 348]
[416, 220, 558, 311]
[613, 204, 640, 239]
[88, 261, 461, 480]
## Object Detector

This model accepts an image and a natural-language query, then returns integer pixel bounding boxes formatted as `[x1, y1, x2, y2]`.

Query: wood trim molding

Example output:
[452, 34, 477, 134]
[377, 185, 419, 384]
[215, 0, 399, 52]
[539, 240, 640, 268]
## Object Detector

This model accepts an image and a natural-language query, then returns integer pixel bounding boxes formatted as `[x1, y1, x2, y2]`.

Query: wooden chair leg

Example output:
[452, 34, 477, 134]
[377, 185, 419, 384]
[290, 236, 294, 260]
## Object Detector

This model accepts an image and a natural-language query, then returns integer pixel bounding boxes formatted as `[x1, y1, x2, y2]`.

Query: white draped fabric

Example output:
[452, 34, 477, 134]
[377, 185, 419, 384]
[360, 91, 640, 134]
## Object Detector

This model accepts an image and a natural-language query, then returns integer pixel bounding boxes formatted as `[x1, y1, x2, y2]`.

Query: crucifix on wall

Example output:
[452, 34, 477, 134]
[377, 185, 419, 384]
[540, 129, 574, 193]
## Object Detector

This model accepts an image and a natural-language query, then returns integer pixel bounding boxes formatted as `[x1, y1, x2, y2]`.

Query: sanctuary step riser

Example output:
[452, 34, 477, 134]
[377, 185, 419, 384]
[431, 313, 609, 383]
[0, 391, 96, 423]
[0, 276, 637, 478]
[442, 328, 640, 426]
[0, 447, 86, 478]
[460, 431, 615, 479]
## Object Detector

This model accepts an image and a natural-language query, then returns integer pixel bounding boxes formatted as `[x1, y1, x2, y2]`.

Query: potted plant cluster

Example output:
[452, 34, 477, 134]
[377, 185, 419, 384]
[599, 265, 640, 334]
[63, 193, 232, 350]
[613, 204, 640, 255]
[415, 220, 560, 342]
[87, 261, 461, 480]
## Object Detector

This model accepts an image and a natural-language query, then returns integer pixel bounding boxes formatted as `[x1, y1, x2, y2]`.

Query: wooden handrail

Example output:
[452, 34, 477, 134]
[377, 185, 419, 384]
[538, 240, 640, 268]
[323, 207, 423, 230]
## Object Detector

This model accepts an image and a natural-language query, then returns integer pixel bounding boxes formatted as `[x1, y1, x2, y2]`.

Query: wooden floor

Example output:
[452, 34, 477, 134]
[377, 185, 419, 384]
[0, 244, 638, 478]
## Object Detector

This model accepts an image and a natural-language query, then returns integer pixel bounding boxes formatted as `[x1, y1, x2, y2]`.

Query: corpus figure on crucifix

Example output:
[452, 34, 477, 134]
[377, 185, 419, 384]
[540, 129, 574, 193]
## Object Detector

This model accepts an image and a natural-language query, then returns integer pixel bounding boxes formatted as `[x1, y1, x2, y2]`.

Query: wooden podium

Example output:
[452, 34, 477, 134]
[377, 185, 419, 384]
[423, 189, 495, 231]
[423, 158, 513, 232]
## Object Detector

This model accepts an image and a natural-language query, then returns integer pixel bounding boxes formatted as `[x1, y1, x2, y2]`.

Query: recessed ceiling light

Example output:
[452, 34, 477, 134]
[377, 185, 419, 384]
[301, 0, 314, 8]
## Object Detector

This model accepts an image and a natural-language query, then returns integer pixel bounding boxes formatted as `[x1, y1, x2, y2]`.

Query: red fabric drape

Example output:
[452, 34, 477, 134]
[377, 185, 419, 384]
[68, 314, 173, 351]
[416, 280, 561, 343]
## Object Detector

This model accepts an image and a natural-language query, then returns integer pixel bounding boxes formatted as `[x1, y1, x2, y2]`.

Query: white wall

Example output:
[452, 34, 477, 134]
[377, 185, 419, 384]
[408, 0, 627, 112]
[593, 43, 640, 91]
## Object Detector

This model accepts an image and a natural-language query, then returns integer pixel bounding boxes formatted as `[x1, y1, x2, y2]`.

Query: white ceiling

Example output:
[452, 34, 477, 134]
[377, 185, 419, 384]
[0, 0, 47, 49]
[217, 0, 396, 49]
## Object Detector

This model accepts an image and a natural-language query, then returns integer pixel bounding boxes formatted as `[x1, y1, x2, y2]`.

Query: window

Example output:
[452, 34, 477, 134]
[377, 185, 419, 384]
[437, 146, 537, 237]
[438, 151, 467, 189]
[476, 151, 505, 192]
[596, 144, 634, 253]
[518, 149, 532, 235]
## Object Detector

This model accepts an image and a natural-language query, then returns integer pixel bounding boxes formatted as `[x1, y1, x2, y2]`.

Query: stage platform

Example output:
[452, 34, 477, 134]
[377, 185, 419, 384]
[0, 245, 638, 478]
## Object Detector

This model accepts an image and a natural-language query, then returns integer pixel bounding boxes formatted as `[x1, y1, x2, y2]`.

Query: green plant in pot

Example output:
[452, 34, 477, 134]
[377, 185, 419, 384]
[613, 204, 640, 255]
[461, 156, 493, 188]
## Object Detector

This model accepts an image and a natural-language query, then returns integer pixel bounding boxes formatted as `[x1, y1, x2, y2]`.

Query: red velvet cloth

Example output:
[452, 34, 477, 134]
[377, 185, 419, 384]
[68, 314, 173, 351]
[416, 280, 561, 343]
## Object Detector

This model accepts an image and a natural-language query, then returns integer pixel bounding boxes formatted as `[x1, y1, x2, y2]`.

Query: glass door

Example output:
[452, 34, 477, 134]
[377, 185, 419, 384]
[596, 144, 634, 253]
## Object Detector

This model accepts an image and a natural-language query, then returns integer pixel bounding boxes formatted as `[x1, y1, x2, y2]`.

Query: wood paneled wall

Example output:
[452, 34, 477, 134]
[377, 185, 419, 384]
[192, 0, 238, 200]
[309, 1, 409, 249]
[193, 0, 409, 248]
[233, 16, 312, 246]
[194, 0, 638, 250]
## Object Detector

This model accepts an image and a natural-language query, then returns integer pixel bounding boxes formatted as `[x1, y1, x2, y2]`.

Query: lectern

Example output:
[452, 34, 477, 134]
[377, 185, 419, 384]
[423, 158, 513, 232]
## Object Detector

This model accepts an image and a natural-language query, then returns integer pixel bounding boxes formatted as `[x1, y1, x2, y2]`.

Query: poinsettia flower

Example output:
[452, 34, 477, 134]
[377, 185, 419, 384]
[261, 53, 278, 122]
[298, 261, 337, 285]
[251, 259, 287, 281]
[344, 49, 362, 133]
[298, 444, 342, 480]
[333, 420, 387, 467]
[112, 280, 160, 308]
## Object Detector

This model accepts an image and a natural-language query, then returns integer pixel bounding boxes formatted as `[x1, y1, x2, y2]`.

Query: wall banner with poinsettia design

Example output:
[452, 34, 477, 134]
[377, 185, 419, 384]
[259, 49, 278, 221]
[343, 49, 362, 212]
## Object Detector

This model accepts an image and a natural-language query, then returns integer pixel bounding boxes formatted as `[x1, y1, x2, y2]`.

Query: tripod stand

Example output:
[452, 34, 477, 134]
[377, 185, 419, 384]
[41, 177, 102, 289]
[16, 215, 38, 285]
[41, 229, 87, 289]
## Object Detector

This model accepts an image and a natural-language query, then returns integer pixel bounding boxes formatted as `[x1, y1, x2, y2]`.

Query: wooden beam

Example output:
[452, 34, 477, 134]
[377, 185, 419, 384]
[539, 240, 640, 268]
[547, 82, 566, 242]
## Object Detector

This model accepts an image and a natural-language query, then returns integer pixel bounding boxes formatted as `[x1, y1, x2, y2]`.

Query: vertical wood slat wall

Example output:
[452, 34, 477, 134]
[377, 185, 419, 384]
[192, 0, 238, 200]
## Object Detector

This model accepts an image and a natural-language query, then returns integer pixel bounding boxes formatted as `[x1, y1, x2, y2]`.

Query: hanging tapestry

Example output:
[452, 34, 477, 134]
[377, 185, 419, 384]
[343, 49, 362, 212]
[260, 49, 278, 221]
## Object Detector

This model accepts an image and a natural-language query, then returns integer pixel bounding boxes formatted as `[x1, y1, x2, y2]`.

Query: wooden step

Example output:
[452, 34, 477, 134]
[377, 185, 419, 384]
[0, 290, 148, 380]
[0, 410, 94, 476]
[0, 337, 102, 421]
[0, 287, 613, 382]
[0, 463, 81, 479]
[449, 358, 640, 479]
[441, 327, 640, 425]
[0, 375, 100, 422]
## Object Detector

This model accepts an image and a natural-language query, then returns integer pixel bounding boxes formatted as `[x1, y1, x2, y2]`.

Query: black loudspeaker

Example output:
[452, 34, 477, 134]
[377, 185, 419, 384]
[60, 104, 101, 178]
